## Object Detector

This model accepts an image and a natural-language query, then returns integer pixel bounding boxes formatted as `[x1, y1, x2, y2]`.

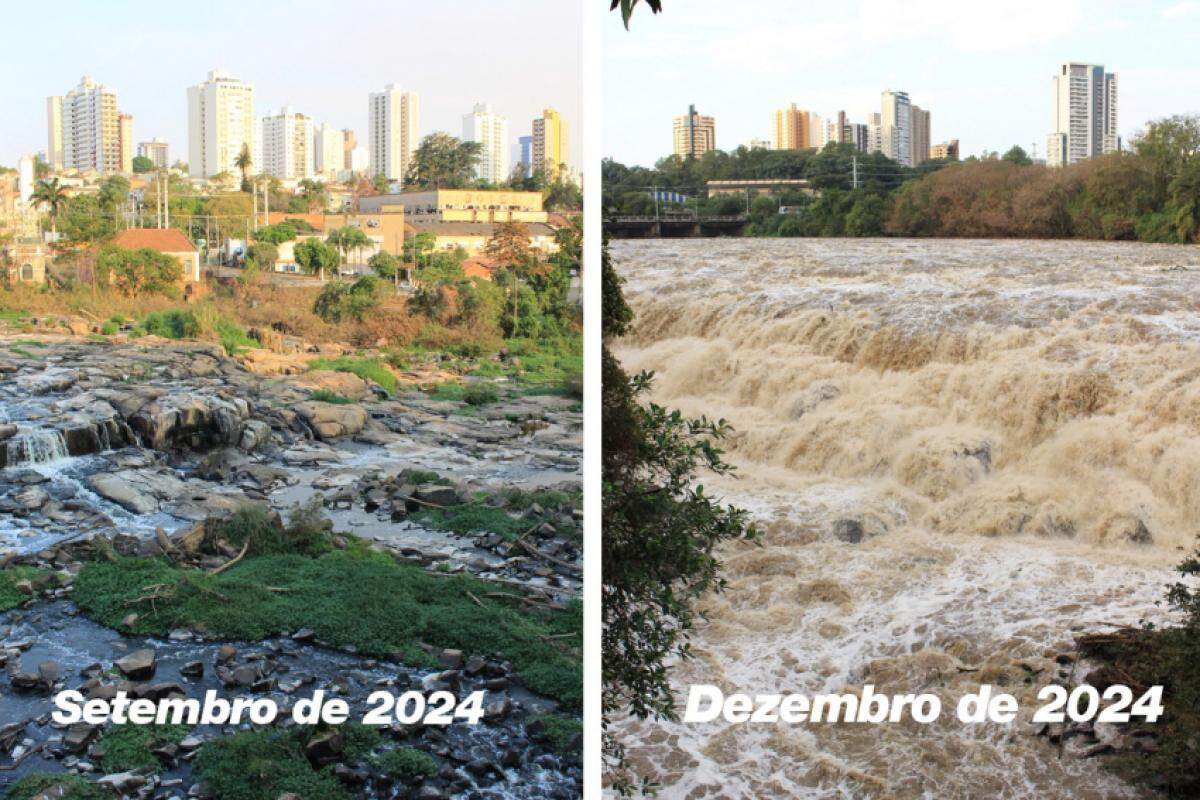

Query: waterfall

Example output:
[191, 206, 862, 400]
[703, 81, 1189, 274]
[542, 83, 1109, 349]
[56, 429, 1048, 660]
[6, 429, 70, 466]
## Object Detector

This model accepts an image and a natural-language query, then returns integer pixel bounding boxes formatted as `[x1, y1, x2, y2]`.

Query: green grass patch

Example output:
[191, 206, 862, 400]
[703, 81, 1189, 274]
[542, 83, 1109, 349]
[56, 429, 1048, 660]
[136, 309, 199, 339]
[397, 468, 452, 486]
[376, 747, 438, 782]
[3, 773, 105, 800]
[427, 381, 465, 403]
[413, 488, 579, 541]
[0, 567, 48, 611]
[99, 320, 119, 336]
[74, 550, 582, 708]
[95, 724, 188, 772]
[528, 713, 583, 755]
[217, 504, 333, 558]
[193, 730, 348, 800]
[0, 309, 31, 323]
[212, 315, 256, 356]
[308, 388, 353, 404]
[463, 382, 499, 406]
[308, 356, 397, 394]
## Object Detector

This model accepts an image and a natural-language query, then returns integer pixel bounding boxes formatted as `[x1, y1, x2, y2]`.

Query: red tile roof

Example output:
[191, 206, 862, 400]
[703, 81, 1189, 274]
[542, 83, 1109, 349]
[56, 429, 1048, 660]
[111, 228, 197, 253]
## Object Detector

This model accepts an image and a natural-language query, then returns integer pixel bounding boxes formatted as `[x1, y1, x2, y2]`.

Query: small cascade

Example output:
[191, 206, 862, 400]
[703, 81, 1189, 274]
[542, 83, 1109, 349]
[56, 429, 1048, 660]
[6, 428, 70, 466]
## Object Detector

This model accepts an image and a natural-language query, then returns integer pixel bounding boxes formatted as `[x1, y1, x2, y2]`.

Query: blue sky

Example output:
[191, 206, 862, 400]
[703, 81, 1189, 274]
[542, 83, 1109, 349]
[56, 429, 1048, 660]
[604, 0, 1200, 166]
[0, 0, 581, 169]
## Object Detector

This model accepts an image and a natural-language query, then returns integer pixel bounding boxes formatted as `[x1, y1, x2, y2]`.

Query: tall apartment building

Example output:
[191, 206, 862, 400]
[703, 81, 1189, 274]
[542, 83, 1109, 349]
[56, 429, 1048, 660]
[46, 98, 64, 170]
[342, 129, 356, 171]
[313, 124, 345, 180]
[137, 139, 169, 169]
[532, 108, 569, 178]
[46, 76, 130, 175]
[867, 113, 883, 154]
[672, 104, 715, 159]
[187, 70, 255, 178]
[118, 114, 134, 173]
[772, 104, 820, 150]
[261, 107, 314, 180]
[517, 135, 534, 178]
[844, 123, 869, 152]
[910, 105, 931, 166]
[931, 139, 960, 160]
[1046, 62, 1118, 168]
[881, 90, 912, 167]
[462, 103, 510, 183]
[368, 84, 420, 183]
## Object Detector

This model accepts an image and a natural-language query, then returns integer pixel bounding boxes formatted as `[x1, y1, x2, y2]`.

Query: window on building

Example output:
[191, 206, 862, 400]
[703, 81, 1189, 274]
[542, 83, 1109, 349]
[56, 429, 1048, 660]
[20, 264, 34, 281]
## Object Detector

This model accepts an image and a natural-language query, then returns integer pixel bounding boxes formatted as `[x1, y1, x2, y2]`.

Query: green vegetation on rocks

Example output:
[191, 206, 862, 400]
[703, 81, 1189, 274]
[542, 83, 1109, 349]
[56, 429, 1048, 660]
[3, 773, 105, 800]
[192, 730, 348, 800]
[307, 356, 397, 394]
[73, 548, 582, 708]
[375, 747, 439, 781]
[0, 567, 51, 610]
[95, 724, 188, 772]
[528, 713, 583, 755]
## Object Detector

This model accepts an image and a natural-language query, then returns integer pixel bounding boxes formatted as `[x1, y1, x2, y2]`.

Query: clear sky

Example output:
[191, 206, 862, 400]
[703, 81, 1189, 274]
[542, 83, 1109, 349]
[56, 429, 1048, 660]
[0, 0, 581, 169]
[604, 0, 1200, 166]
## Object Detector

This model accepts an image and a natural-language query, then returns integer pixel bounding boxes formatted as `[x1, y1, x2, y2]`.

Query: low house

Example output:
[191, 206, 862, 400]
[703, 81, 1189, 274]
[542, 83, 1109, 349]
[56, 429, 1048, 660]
[2, 241, 49, 284]
[110, 229, 203, 295]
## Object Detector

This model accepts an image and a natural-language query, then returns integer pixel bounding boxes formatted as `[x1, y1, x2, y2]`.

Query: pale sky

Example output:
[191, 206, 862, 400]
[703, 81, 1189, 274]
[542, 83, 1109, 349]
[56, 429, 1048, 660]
[0, 0, 581, 169]
[604, 0, 1200, 166]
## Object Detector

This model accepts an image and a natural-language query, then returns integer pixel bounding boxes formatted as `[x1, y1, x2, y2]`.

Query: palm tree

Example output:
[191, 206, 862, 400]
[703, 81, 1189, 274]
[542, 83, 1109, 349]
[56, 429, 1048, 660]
[29, 178, 68, 238]
[235, 144, 253, 192]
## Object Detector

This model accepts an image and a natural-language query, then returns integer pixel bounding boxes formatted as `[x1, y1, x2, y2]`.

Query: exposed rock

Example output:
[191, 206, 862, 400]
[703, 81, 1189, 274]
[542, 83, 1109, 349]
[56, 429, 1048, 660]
[115, 648, 157, 680]
[293, 401, 368, 440]
[832, 518, 864, 544]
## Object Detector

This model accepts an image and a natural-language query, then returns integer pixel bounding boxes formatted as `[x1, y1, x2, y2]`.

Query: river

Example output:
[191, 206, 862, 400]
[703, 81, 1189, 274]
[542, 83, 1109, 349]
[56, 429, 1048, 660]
[609, 237, 1200, 799]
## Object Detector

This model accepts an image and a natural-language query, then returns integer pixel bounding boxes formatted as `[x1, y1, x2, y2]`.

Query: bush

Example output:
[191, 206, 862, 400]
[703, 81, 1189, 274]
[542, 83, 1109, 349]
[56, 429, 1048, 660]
[376, 747, 438, 782]
[309, 389, 353, 404]
[528, 713, 583, 754]
[463, 382, 499, 406]
[218, 504, 332, 558]
[137, 309, 199, 339]
[96, 245, 182, 296]
[313, 276, 379, 323]
[99, 320, 119, 336]
[0, 566, 48, 611]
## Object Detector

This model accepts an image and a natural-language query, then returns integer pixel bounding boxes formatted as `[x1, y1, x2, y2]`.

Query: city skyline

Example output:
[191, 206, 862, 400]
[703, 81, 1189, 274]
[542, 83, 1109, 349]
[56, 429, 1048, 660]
[604, 0, 1200, 166]
[0, 0, 581, 170]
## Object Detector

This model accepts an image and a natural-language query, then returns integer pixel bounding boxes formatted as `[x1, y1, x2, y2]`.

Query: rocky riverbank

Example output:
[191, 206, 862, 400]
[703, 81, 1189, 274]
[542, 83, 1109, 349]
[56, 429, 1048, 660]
[0, 335, 583, 799]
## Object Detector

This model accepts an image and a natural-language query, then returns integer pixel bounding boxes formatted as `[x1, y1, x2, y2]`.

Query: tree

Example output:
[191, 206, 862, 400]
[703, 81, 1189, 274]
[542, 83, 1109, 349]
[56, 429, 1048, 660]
[1002, 145, 1033, 166]
[59, 194, 117, 243]
[29, 178, 68, 237]
[298, 179, 328, 213]
[294, 238, 340, 281]
[485, 221, 547, 337]
[132, 155, 154, 173]
[95, 245, 181, 295]
[610, 0, 662, 28]
[313, 275, 379, 323]
[372, 174, 390, 193]
[253, 222, 298, 245]
[402, 231, 436, 273]
[601, 238, 755, 793]
[1168, 158, 1200, 242]
[235, 144, 253, 192]
[326, 226, 372, 269]
[367, 250, 401, 288]
[405, 133, 483, 188]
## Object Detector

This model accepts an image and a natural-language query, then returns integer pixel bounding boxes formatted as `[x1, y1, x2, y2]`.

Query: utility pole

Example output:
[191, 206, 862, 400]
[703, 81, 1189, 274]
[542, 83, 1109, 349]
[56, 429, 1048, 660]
[852, 155, 859, 190]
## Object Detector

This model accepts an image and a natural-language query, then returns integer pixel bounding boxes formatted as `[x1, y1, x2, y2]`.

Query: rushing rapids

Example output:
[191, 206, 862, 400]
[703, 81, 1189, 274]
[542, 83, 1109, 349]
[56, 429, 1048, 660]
[609, 238, 1200, 799]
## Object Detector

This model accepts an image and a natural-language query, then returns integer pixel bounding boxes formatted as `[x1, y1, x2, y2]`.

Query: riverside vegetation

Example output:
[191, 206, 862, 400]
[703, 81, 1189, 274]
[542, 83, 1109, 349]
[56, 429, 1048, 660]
[603, 115, 1200, 243]
[0, 219, 582, 798]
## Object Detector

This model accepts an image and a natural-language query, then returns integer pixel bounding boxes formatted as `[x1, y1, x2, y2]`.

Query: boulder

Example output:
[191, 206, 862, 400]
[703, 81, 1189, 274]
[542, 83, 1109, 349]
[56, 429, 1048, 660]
[294, 370, 372, 401]
[115, 648, 157, 680]
[89, 470, 185, 514]
[293, 401, 368, 440]
[414, 484, 460, 507]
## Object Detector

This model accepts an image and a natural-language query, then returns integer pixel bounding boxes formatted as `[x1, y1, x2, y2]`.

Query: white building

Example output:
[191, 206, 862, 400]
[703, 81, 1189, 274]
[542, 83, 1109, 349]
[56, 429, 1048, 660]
[462, 102, 510, 184]
[368, 84, 420, 183]
[866, 112, 883, 155]
[47, 76, 127, 174]
[314, 123, 345, 180]
[1047, 63, 1119, 168]
[349, 146, 369, 175]
[137, 139, 169, 169]
[881, 90, 912, 167]
[187, 70, 255, 178]
[261, 107, 314, 180]
[17, 155, 34, 207]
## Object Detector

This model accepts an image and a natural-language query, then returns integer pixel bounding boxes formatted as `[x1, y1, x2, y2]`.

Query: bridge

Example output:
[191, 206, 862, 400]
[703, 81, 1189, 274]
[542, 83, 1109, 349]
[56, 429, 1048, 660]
[605, 215, 749, 238]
